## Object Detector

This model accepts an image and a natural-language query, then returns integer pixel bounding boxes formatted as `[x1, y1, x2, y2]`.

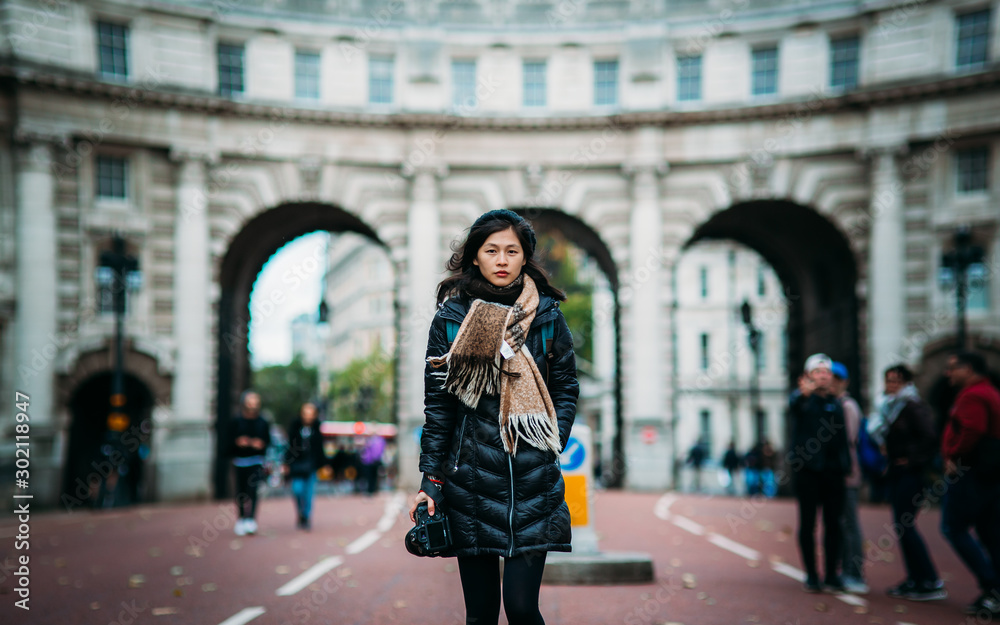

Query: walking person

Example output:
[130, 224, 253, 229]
[360, 433, 386, 496]
[941, 351, 1000, 615]
[230, 390, 271, 536]
[722, 441, 741, 495]
[284, 402, 325, 530]
[687, 438, 707, 493]
[868, 364, 946, 601]
[789, 353, 850, 593]
[831, 362, 868, 594]
[409, 209, 578, 625]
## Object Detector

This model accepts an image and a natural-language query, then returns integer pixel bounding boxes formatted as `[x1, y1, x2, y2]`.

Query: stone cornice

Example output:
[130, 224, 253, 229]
[3, 59, 1000, 132]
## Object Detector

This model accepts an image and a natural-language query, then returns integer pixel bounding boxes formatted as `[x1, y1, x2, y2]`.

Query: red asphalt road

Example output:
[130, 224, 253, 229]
[0, 489, 983, 625]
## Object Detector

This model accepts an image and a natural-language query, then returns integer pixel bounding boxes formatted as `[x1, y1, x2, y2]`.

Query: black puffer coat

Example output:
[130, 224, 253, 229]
[419, 291, 579, 558]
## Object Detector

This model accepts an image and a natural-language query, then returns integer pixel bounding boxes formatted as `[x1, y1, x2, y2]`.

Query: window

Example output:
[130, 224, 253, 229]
[699, 267, 709, 299]
[677, 55, 702, 102]
[523, 60, 547, 107]
[700, 333, 710, 370]
[968, 261, 991, 312]
[956, 9, 991, 70]
[217, 43, 245, 97]
[699, 410, 712, 454]
[751, 47, 779, 96]
[95, 156, 128, 200]
[757, 265, 767, 297]
[452, 59, 477, 110]
[830, 36, 859, 90]
[369, 55, 394, 104]
[956, 146, 990, 193]
[96, 21, 129, 80]
[757, 330, 766, 371]
[295, 51, 321, 100]
[594, 59, 618, 106]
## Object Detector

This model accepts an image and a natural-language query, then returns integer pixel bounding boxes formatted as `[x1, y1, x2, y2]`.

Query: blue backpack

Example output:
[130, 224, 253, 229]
[857, 416, 887, 475]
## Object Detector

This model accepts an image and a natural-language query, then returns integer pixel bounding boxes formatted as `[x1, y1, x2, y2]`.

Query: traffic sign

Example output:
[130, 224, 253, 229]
[560, 436, 585, 471]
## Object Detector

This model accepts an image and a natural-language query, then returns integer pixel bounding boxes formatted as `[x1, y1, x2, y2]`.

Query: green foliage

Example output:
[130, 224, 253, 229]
[327, 348, 395, 423]
[252, 355, 319, 429]
[536, 232, 594, 364]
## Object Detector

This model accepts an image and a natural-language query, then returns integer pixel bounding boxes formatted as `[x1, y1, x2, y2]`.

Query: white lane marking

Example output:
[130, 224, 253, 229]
[771, 561, 806, 582]
[346, 530, 381, 555]
[836, 593, 867, 607]
[275, 556, 344, 596]
[671, 515, 705, 536]
[218, 607, 266, 625]
[377, 491, 407, 533]
[654, 493, 676, 520]
[707, 533, 761, 561]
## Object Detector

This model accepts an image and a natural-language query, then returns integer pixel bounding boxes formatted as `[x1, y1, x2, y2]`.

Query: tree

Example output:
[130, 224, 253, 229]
[252, 355, 319, 429]
[327, 348, 395, 423]
[537, 231, 594, 364]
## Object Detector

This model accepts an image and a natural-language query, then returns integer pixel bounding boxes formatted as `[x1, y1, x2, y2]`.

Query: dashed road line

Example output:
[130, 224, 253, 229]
[275, 556, 345, 596]
[218, 606, 266, 625]
[346, 530, 381, 555]
[671, 515, 706, 536]
[708, 533, 761, 561]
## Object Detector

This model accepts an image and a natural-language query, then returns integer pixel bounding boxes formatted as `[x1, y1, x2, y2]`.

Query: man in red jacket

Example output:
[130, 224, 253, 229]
[941, 351, 1000, 616]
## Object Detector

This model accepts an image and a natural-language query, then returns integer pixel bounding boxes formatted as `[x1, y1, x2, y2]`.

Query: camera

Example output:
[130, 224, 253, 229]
[405, 502, 452, 556]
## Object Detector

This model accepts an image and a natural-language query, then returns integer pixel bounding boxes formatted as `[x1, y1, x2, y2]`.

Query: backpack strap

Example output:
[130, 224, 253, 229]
[446, 320, 460, 349]
[540, 320, 555, 358]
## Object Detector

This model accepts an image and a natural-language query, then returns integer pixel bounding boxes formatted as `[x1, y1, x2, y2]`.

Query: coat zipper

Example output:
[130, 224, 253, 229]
[452, 415, 466, 473]
[507, 454, 516, 557]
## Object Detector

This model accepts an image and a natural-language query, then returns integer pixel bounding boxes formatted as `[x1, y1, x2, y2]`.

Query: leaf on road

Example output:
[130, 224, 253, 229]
[894, 604, 907, 613]
[185, 546, 204, 558]
[815, 602, 828, 612]
[747, 560, 761, 568]
[149, 547, 163, 557]
[670, 558, 683, 567]
[276, 566, 291, 575]
[854, 605, 869, 614]
[394, 600, 407, 609]
[229, 540, 242, 550]
[172, 588, 183, 597]
[682, 573, 696, 589]
[128, 574, 145, 588]
[55, 558, 67, 568]
[177, 577, 194, 586]
[90, 602, 101, 610]
[201, 583, 217, 592]
[170, 566, 183, 576]
[152, 607, 179, 616]
[57, 577, 70, 586]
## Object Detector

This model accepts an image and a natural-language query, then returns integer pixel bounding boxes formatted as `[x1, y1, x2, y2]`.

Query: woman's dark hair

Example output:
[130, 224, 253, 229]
[883, 363, 914, 382]
[436, 210, 566, 304]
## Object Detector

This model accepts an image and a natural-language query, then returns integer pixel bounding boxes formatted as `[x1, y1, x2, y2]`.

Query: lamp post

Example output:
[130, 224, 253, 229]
[98, 235, 141, 433]
[940, 227, 984, 350]
[740, 300, 763, 444]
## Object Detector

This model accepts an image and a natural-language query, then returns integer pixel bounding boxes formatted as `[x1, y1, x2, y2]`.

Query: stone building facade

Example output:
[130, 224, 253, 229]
[1, 0, 998, 505]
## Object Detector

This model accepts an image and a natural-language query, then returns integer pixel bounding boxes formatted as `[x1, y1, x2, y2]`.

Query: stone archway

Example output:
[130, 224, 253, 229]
[215, 202, 393, 499]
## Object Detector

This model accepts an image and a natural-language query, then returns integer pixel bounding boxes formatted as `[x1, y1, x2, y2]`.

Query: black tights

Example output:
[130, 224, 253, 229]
[457, 553, 547, 625]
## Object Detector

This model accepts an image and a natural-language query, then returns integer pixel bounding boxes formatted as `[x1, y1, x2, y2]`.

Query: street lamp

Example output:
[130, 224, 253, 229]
[740, 300, 764, 444]
[98, 234, 141, 433]
[939, 227, 984, 350]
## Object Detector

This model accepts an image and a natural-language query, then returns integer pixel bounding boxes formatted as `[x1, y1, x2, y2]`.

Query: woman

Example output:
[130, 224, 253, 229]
[284, 402, 325, 530]
[408, 209, 579, 625]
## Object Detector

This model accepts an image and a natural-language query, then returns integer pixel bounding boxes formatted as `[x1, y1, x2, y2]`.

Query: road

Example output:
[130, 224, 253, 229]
[0, 489, 982, 625]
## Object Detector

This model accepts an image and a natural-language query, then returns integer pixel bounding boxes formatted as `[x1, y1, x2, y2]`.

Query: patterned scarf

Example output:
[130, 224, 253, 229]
[428, 275, 560, 456]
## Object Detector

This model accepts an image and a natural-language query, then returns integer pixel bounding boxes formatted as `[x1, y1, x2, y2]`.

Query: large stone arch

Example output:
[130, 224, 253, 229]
[214, 201, 394, 499]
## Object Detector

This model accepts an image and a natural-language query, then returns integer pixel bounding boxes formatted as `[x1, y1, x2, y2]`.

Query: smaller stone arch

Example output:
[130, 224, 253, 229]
[58, 344, 172, 423]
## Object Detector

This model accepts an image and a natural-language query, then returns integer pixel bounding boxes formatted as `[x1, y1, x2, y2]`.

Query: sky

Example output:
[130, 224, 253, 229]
[248, 231, 329, 368]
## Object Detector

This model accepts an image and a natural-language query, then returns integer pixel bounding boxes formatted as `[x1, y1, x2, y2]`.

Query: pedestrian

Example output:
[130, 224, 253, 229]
[744, 442, 762, 495]
[789, 353, 850, 593]
[831, 362, 869, 594]
[360, 433, 385, 496]
[759, 439, 777, 497]
[867, 364, 946, 601]
[230, 390, 271, 536]
[941, 351, 1000, 616]
[408, 209, 578, 625]
[722, 441, 741, 495]
[283, 402, 326, 530]
[687, 438, 707, 493]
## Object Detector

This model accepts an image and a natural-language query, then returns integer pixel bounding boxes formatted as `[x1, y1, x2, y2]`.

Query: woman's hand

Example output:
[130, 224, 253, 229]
[408, 491, 435, 523]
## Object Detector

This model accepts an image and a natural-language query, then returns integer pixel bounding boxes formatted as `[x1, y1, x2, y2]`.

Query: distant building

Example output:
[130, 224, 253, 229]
[290, 313, 324, 368]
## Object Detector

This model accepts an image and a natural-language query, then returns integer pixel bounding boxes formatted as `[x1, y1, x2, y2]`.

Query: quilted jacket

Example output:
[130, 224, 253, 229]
[418, 290, 579, 558]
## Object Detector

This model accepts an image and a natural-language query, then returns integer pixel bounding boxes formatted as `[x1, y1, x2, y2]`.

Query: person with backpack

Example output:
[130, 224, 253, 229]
[408, 209, 578, 625]
[832, 362, 868, 594]
[868, 364, 946, 601]
[940, 351, 1000, 616]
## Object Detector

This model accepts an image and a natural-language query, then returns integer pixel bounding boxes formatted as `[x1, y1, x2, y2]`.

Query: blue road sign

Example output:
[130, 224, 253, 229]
[560, 436, 585, 471]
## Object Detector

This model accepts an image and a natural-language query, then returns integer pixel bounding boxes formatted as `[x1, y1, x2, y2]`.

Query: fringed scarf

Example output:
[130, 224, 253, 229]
[428, 275, 561, 456]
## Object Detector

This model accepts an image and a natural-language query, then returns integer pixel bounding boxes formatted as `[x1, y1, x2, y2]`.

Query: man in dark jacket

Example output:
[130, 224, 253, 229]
[284, 402, 325, 530]
[941, 351, 1000, 616]
[789, 353, 850, 593]
[231, 390, 270, 536]
[871, 364, 945, 601]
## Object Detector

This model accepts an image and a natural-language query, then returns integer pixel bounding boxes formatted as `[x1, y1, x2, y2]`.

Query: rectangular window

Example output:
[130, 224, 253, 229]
[594, 59, 618, 106]
[956, 9, 991, 70]
[699, 267, 709, 299]
[699, 410, 712, 454]
[217, 42, 245, 97]
[700, 333, 710, 370]
[295, 50, 321, 100]
[956, 146, 990, 193]
[96, 21, 129, 80]
[751, 46, 779, 96]
[677, 55, 702, 102]
[95, 155, 128, 200]
[830, 36, 859, 90]
[523, 60, 547, 107]
[452, 59, 477, 110]
[757, 330, 766, 371]
[369, 55, 394, 104]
